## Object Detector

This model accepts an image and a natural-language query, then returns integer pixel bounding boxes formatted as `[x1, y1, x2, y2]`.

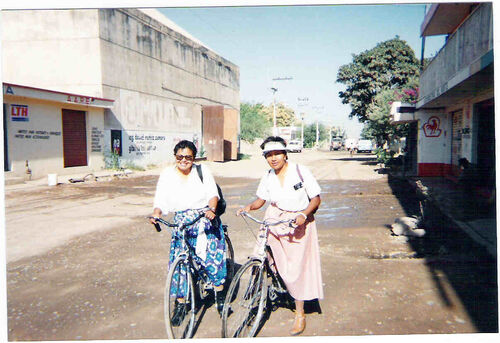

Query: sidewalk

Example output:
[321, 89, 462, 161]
[405, 176, 497, 257]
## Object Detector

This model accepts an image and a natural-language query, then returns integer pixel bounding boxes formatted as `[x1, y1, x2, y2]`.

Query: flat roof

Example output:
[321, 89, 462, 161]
[3, 83, 115, 108]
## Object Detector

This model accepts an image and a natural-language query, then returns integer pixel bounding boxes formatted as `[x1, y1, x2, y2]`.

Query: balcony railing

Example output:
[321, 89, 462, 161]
[418, 3, 493, 107]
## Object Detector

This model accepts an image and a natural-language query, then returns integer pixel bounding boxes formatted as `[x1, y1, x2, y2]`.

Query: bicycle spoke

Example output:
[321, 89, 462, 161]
[165, 257, 196, 339]
[222, 260, 267, 338]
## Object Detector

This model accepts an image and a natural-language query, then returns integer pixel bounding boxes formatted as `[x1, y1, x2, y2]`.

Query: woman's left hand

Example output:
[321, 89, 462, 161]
[205, 209, 216, 220]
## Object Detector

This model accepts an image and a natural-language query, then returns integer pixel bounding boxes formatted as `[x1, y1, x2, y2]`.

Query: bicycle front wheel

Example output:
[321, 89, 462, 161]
[221, 259, 268, 338]
[164, 255, 196, 339]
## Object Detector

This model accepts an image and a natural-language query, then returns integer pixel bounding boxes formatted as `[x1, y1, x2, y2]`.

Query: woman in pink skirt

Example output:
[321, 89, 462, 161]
[237, 136, 323, 336]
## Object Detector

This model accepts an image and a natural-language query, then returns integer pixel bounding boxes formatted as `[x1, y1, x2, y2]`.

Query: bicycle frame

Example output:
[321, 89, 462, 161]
[240, 212, 294, 296]
[152, 214, 212, 287]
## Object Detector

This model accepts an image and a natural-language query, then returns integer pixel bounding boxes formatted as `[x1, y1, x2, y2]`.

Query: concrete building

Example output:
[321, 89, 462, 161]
[2, 8, 240, 178]
[3, 83, 114, 179]
[391, 2, 494, 179]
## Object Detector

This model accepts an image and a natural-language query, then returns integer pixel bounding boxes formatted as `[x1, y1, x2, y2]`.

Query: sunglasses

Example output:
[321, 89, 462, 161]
[175, 154, 194, 162]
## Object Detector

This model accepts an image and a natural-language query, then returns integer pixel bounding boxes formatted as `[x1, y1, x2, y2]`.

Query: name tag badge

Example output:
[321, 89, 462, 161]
[293, 182, 303, 190]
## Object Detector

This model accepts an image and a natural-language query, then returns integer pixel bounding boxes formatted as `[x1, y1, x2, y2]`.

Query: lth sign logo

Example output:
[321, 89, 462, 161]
[422, 116, 442, 137]
[11, 104, 29, 122]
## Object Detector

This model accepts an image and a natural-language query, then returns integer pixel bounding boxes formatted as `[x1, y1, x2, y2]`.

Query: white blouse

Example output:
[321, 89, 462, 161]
[153, 164, 219, 214]
[256, 162, 321, 212]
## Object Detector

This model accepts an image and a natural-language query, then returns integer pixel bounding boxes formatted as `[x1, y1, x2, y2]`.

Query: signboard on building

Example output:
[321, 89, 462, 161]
[11, 104, 29, 122]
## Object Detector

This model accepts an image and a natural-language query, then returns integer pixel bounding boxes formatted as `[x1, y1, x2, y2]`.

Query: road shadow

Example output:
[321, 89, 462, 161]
[386, 174, 498, 333]
[332, 157, 378, 165]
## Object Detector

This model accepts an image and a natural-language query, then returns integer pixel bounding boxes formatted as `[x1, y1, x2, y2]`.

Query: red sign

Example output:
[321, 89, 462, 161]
[67, 95, 95, 105]
[422, 116, 442, 137]
[11, 104, 29, 121]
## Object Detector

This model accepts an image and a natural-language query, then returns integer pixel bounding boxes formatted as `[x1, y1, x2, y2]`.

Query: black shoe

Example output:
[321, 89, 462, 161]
[215, 290, 225, 316]
[171, 301, 187, 327]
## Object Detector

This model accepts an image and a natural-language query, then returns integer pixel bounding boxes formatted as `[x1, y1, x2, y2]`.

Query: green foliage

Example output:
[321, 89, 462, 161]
[240, 102, 272, 143]
[262, 102, 297, 127]
[104, 151, 121, 170]
[336, 37, 420, 122]
[237, 153, 251, 160]
[361, 89, 406, 147]
[303, 123, 328, 148]
[374, 147, 395, 166]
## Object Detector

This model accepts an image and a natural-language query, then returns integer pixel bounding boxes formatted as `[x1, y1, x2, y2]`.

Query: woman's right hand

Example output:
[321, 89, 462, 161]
[236, 205, 251, 216]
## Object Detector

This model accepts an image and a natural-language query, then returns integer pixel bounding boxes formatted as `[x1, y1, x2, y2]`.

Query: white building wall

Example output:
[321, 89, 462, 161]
[4, 98, 106, 179]
[2, 8, 240, 171]
[416, 110, 451, 165]
[1, 10, 103, 97]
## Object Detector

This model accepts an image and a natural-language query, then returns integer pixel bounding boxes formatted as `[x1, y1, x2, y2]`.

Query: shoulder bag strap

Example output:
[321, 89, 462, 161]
[195, 164, 204, 183]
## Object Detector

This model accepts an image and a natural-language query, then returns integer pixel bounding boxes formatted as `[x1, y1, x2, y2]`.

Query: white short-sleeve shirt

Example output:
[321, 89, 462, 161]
[153, 164, 219, 214]
[256, 162, 321, 212]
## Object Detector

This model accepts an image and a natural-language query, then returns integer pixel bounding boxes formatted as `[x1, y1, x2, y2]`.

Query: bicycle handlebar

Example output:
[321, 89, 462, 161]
[240, 211, 295, 227]
[148, 214, 205, 232]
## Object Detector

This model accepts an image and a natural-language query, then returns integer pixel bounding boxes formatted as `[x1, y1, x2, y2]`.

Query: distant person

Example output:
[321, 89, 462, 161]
[149, 140, 228, 320]
[237, 136, 323, 336]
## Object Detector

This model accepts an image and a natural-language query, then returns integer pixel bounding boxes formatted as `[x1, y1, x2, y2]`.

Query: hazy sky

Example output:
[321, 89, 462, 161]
[159, 3, 446, 138]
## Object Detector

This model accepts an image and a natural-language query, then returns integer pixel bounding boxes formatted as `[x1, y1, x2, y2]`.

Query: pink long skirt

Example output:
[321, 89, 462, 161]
[264, 204, 324, 301]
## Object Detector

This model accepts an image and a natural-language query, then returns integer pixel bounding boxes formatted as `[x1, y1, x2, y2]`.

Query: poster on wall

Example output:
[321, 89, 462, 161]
[11, 104, 29, 122]
[111, 130, 122, 156]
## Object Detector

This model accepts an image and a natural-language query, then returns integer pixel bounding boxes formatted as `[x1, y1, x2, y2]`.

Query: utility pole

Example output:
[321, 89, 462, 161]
[312, 106, 324, 148]
[271, 76, 293, 136]
[297, 97, 309, 147]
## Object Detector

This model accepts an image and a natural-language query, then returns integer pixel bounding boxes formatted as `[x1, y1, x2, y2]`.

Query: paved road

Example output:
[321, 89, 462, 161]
[4, 150, 498, 340]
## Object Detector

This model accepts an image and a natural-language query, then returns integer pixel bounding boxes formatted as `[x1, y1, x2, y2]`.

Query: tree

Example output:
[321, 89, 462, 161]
[239, 102, 272, 143]
[361, 78, 419, 146]
[336, 37, 420, 122]
[303, 122, 328, 148]
[262, 102, 297, 127]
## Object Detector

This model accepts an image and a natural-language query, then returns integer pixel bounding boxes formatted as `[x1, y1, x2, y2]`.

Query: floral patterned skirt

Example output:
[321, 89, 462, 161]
[168, 209, 227, 297]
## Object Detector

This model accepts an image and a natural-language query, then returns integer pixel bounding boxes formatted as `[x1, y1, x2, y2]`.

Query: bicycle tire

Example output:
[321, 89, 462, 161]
[221, 259, 267, 338]
[224, 233, 235, 282]
[164, 255, 196, 339]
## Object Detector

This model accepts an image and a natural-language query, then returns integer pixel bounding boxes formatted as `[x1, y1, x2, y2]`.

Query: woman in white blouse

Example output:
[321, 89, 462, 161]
[237, 136, 323, 336]
[150, 140, 227, 322]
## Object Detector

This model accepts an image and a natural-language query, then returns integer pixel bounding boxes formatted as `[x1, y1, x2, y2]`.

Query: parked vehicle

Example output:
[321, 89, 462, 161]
[287, 140, 302, 153]
[357, 140, 374, 153]
[330, 137, 343, 151]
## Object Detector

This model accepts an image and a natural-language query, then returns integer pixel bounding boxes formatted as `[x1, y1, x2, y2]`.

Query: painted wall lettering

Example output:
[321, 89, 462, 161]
[13, 129, 60, 140]
[11, 104, 29, 121]
[91, 127, 103, 152]
[67, 95, 95, 105]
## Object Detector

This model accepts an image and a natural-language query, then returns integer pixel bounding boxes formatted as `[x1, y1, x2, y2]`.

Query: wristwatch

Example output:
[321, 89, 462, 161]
[209, 207, 216, 213]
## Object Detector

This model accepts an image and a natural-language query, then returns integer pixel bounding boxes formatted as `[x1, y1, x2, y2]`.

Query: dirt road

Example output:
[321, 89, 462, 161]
[4, 150, 497, 339]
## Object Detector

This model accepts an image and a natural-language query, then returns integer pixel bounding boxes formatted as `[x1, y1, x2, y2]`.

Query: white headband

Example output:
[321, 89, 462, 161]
[262, 141, 288, 154]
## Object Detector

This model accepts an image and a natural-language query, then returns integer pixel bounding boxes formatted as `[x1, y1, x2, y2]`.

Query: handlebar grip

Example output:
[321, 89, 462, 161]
[154, 223, 161, 232]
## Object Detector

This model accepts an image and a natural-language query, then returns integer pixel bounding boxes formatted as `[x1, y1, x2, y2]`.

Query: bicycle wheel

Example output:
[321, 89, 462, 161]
[221, 259, 268, 338]
[164, 255, 196, 339]
[224, 233, 235, 281]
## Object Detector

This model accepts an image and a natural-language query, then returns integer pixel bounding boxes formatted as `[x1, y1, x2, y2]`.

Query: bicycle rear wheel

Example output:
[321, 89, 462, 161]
[221, 259, 267, 338]
[224, 233, 235, 281]
[164, 255, 196, 339]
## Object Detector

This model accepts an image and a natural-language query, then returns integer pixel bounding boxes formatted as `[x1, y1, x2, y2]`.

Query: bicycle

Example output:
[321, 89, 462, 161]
[221, 212, 295, 338]
[150, 211, 235, 339]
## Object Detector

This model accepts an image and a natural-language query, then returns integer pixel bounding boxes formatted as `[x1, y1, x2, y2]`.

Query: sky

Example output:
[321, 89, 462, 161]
[158, 2, 447, 139]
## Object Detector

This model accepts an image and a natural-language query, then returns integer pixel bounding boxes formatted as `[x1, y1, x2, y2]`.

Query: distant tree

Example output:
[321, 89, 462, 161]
[262, 102, 297, 127]
[303, 122, 328, 148]
[336, 37, 420, 122]
[240, 102, 272, 143]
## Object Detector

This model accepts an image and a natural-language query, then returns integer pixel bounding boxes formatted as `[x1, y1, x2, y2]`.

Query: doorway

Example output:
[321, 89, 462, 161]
[62, 109, 88, 167]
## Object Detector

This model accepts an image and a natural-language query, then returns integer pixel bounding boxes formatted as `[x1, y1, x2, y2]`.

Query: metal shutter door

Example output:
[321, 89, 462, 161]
[62, 109, 88, 167]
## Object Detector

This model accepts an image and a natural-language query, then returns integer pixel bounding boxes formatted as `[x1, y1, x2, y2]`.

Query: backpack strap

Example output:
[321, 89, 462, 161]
[296, 163, 304, 183]
[195, 164, 203, 183]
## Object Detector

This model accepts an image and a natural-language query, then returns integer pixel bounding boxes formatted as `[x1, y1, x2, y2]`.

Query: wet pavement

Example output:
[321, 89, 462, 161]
[4, 163, 498, 340]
